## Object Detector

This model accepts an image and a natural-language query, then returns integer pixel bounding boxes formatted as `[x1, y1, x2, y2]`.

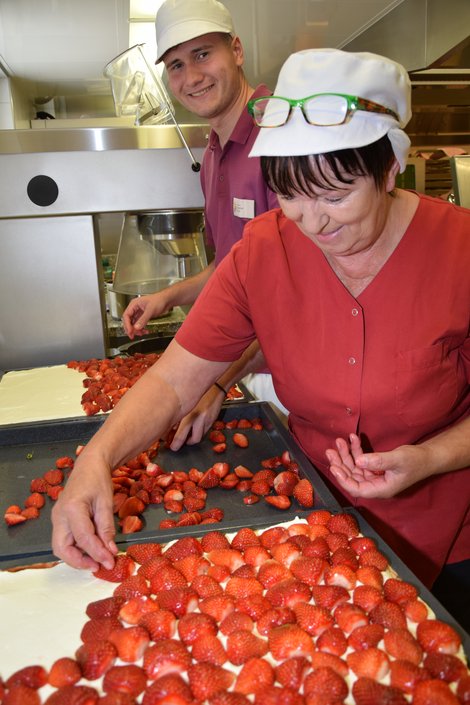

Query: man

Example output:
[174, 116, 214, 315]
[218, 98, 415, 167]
[122, 0, 284, 444]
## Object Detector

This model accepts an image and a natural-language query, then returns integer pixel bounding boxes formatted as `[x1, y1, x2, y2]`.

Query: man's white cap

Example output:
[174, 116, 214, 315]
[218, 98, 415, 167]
[156, 0, 234, 63]
[250, 48, 412, 172]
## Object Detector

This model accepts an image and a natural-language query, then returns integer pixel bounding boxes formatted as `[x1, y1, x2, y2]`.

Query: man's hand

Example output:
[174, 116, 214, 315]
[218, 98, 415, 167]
[122, 293, 169, 340]
[325, 434, 431, 499]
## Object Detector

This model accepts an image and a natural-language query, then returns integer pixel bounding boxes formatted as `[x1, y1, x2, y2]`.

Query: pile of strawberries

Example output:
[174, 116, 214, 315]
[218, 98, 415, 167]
[2, 510, 469, 704]
[66, 354, 243, 417]
[3, 416, 315, 534]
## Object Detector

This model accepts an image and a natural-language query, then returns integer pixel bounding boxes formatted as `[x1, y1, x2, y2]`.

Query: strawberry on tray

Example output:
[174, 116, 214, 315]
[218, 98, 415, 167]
[0, 511, 468, 704]
[0, 402, 340, 568]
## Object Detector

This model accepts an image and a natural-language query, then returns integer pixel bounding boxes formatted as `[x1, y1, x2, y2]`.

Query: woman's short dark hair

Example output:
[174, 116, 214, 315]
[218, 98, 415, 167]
[261, 134, 396, 197]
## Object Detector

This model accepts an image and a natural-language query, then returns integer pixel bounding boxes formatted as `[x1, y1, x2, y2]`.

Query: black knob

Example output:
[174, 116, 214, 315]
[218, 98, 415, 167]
[27, 175, 59, 207]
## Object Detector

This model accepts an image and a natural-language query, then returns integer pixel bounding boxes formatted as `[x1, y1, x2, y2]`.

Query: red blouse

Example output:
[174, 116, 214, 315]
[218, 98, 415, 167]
[176, 194, 470, 586]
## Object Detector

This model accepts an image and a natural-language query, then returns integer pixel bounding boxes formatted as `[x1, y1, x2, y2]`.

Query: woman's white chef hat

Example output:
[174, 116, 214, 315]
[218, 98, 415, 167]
[249, 48, 412, 172]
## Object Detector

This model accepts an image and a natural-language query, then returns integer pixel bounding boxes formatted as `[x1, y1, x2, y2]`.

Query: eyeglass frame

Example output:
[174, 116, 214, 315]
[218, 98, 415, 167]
[247, 92, 400, 127]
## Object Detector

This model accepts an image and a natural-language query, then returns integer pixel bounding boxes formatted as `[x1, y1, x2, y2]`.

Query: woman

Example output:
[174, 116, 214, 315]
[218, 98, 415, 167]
[52, 48, 470, 628]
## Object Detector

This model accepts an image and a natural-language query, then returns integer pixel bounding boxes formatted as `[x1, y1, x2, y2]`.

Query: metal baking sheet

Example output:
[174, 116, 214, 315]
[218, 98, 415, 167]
[0, 401, 340, 568]
[349, 508, 470, 659]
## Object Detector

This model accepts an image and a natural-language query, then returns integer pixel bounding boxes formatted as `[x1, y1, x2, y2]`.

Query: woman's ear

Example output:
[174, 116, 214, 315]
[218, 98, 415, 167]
[386, 158, 401, 192]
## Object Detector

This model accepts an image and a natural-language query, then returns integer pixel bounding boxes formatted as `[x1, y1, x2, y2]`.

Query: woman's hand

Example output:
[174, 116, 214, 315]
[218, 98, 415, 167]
[325, 434, 432, 499]
[51, 456, 118, 571]
[169, 385, 225, 451]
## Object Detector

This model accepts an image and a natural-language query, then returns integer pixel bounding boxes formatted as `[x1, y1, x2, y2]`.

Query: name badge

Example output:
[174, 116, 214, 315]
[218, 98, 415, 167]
[233, 197, 255, 219]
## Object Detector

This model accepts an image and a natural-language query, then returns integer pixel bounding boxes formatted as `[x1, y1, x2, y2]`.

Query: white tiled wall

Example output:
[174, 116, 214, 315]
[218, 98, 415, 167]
[0, 78, 14, 129]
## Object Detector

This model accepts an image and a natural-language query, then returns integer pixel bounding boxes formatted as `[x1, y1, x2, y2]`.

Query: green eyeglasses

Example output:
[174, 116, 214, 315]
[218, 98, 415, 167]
[247, 93, 399, 128]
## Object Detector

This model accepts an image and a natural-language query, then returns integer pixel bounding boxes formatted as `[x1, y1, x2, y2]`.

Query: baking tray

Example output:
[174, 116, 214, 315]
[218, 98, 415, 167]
[350, 508, 470, 659]
[0, 401, 340, 568]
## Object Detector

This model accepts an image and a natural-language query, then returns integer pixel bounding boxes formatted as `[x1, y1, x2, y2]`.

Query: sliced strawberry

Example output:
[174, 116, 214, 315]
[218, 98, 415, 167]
[226, 629, 268, 665]
[265, 578, 311, 609]
[275, 655, 310, 689]
[43, 468, 64, 485]
[251, 684, 304, 705]
[212, 443, 227, 454]
[237, 593, 272, 621]
[389, 658, 431, 694]
[324, 563, 357, 590]
[142, 673, 192, 705]
[75, 639, 117, 680]
[21, 507, 40, 520]
[290, 556, 327, 586]
[327, 512, 360, 537]
[93, 555, 135, 583]
[412, 679, 461, 705]
[356, 564, 384, 589]
[143, 639, 191, 679]
[370, 600, 407, 630]
[383, 628, 423, 664]
[347, 646, 390, 680]
[199, 595, 235, 622]
[348, 623, 385, 651]
[86, 596, 126, 619]
[113, 574, 150, 599]
[383, 577, 419, 606]
[80, 616, 122, 643]
[352, 677, 408, 705]
[243, 545, 270, 566]
[265, 494, 291, 510]
[118, 595, 159, 625]
[4, 512, 27, 526]
[416, 619, 462, 655]
[353, 584, 384, 612]
[231, 527, 260, 550]
[191, 633, 226, 665]
[235, 657, 275, 695]
[48, 657, 82, 688]
[47, 485, 64, 500]
[120, 515, 143, 534]
[270, 542, 301, 568]
[207, 547, 244, 571]
[177, 612, 218, 646]
[102, 664, 147, 697]
[234, 465, 254, 479]
[30, 477, 49, 493]
[209, 430, 226, 444]
[24, 493, 46, 509]
[303, 665, 348, 702]
[334, 602, 369, 634]
[292, 478, 314, 508]
[138, 609, 177, 641]
[156, 586, 199, 617]
[268, 624, 315, 660]
[220, 611, 255, 636]
[350, 535, 377, 555]
[6, 665, 47, 689]
[404, 598, 429, 623]
[108, 625, 150, 662]
[316, 626, 348, 656]
[232, 432, 249, 448]
[173, 554, 209, 581]
[423, 652, 468, 682]
[187, 662, 235, 701]
[359, 547, 390, 571]
[191, 574, 224, 598]
[310, 584, 349, 611]
[294, 601, 335, 641]
[310, 651, 349, 678]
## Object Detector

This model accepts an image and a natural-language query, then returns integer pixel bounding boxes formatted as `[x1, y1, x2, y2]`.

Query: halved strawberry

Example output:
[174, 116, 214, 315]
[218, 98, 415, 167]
[243, 545, 270, 566]
[292, 478, 314, 508]
[316, 626, 348, 656]
[143, 639, 191, 679]
[404, 599, 429, 623]
[383, 577, 419, 606]
[275, 655, 310, 689]
[43, 468, 64, 486]
[353, 584, 384, 612]
[142, 673, 192, 705]
[233, 432, 249, 448]
[370, 600, 407, 630]
[6, 665, 47, 689]
[209, 430, 226, 444]
[56, 456, 74, 469]
[187, 662, 235, 701]
[24, 493, 45, 509]
[416, 620, 462, 655]
[108, 625, 150, 662]
[310, 585, 349, 612]
[4, 512, 27, 526]
[290, 556, 327, 586]
[412, 679, 461, 705]
[225, 575, 264, 599]
[237, 593, 272, 621]
[293, 602, 333, 636]
[334, 602, 369, 634]
[310, 651, 349, 678]
[177, 611, 218, 645]
[207, 548, 244, 572]
[156, 586, 199, 617]
[258, 525, 289, 548]
[191, 574, 224, 598]
[48, 657, 82, 688]
[136, 610, 176, 643]
[352, 677, 407, 705]
[113, 574, 150, 599]
[359, 547, 390, 571]
[347, 646, 390, 680]
[226, 629, 267, 665]
[75, 639, 117, 680]
[324, 563, 357, 590]
[191, 633, 227, 665]
[212, 443, 227, 454]
[86, 596, 126, 619]
[389, 658, 431, 694]
[231, 527, 260, 550]
[93, 555, 135, 583]
[423, 652, 468, 682]
[149, 565, 187, 593]
[235, 657, 275, 695]
[327, 512, 360, 537]
[303, 665, 348, 702]
[80, 616, 122, 643]
[119, 595, 159, 625]
[268, 624, 315, 660]
[383, 628, 423, 664]
[270, 542, 301, 568]
[265, 578, 311, 609]
[348, 623, 385, 651]
[220, 611, 255, 636]
[21, 507, 40, 520]
[102, 664, 147, 697]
